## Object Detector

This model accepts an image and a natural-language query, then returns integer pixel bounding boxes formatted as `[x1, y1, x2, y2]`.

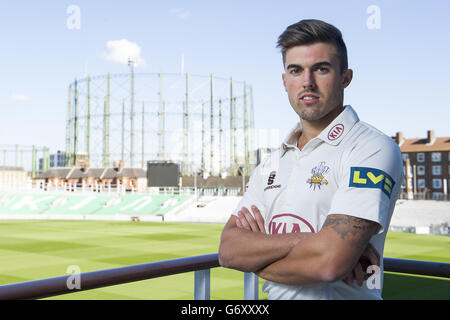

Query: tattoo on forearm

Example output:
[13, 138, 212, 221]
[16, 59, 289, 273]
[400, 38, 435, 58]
[322, 215, 380, 249]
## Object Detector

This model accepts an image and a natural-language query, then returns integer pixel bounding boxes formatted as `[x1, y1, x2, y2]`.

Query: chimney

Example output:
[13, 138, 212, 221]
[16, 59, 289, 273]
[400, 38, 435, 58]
[118, 160, 124, 172]
[81, 160, 90, 172]
[396, 132, 404, 146]
[404, 158, 413, 200]
[427, 130, 435, 144]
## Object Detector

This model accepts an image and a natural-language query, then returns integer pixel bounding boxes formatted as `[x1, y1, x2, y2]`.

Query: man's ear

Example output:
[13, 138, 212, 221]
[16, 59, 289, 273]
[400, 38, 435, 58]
[342, 69, 353, 89]
[282, 73, 287, 92]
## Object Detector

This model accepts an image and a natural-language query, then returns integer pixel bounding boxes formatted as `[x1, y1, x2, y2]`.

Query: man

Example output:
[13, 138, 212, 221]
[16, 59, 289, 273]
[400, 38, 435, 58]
[218, 19, 403, 300]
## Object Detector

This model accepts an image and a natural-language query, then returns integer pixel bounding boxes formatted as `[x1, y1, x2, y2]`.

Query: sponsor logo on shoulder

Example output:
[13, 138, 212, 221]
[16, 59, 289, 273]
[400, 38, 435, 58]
[264, 171, 281, 191]
[267, 171, 276, 185]
[349, 167, 395, 198]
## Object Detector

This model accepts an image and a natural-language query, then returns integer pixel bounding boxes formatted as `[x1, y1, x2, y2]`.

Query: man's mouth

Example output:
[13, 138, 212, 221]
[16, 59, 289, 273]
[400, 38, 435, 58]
[300, 94, 320, 104]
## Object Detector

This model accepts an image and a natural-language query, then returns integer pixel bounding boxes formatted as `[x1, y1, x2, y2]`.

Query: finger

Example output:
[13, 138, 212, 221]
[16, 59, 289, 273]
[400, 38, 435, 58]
[342, 275, 350, 286]
[343, 272, 354, 286]
[239, 207, 257, 232]
[349, 271, 356, 286]
[366, 243, 380, 267]
[237, 211, 251, 230]
[241, 206, 259, 232]
[370, 243, 381, 265]
[251, 205, 266, 234]
[354, 263, 365, 287]
[236, 217, 243, 228]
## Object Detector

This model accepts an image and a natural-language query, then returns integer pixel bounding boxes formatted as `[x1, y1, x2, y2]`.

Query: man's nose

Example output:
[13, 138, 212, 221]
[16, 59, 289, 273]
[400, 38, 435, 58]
[302, 70, 316, 89]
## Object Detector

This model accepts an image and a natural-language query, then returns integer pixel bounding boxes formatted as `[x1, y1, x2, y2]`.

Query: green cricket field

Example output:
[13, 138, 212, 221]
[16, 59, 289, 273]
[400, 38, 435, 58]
[0, 220, 448, 300]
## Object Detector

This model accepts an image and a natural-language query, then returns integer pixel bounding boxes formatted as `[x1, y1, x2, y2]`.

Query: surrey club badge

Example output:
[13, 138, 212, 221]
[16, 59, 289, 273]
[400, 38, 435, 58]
[307, 161, 330, 190]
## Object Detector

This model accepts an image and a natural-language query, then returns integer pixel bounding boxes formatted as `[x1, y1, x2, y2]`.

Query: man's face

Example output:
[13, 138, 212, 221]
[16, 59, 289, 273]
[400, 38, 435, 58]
[282, 42, 352, 123]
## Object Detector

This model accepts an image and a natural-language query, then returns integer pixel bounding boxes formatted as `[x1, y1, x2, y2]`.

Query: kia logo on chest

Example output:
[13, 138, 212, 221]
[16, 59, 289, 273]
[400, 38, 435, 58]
[327, 124, 344, 141]
[268, 214, 315, 234]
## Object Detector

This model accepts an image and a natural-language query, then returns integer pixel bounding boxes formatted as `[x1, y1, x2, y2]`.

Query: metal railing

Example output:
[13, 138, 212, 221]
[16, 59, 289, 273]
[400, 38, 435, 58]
[0, 254, 448, 300]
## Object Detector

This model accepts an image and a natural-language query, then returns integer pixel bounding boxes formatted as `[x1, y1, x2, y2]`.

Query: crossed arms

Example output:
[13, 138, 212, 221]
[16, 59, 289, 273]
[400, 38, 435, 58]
[218, 206, 380, 286]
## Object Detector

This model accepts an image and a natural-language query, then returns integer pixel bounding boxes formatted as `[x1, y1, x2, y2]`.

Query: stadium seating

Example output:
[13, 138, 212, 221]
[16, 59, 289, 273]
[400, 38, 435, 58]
[0, 192, 192, 220]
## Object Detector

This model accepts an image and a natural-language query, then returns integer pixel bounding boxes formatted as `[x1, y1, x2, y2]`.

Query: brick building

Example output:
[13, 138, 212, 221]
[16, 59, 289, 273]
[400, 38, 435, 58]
[394, 130, 450, 198]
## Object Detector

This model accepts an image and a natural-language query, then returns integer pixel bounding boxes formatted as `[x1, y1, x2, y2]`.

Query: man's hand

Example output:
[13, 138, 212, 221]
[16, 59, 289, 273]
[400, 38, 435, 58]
[219, 208, 307, 272]
[236, 205, 266, 234]
[342, 242, 380, 287]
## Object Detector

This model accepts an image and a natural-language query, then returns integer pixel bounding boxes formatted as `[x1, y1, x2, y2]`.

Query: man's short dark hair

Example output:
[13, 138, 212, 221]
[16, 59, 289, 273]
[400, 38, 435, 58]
[277, 19, 348, 73]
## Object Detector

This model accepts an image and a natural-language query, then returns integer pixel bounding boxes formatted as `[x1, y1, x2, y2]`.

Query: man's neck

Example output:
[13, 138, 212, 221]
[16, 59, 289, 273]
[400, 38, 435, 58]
[297, 105, 344, 150]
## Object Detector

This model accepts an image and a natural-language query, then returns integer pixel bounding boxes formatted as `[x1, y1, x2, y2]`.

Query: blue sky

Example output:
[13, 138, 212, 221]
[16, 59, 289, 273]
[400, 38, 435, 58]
[0, 0, 449, 160]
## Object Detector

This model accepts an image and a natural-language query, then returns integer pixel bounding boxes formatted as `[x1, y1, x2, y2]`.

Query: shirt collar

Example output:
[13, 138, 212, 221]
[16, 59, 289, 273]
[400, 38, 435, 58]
[281, 122, 302, 157]
[317, 105, 359, 145]
[281, 105, 360, 157]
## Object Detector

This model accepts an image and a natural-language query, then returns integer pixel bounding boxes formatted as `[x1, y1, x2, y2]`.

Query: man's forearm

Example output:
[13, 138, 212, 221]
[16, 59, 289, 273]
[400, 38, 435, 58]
[256, 215, 380, 286]
[219, 224, 313, 272]
[255, 233, 331, 286]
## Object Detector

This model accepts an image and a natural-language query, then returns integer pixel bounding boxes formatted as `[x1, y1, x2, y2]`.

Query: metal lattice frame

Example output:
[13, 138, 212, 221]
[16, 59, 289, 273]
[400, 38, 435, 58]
[66, 72, 255, 176]
[0, 145, 49, 178]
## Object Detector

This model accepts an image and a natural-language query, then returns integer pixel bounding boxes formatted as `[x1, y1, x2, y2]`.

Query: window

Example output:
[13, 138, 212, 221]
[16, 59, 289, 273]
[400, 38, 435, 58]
[418, 179, 426, 189]
[417, 166, 425, 176]
[432, 192, 443, 200]
[432, 166, 441, 175]
[417, 153, 425, 162]
[431, 152, 441, 162]
[432, 179, 442, 189]
[402, 153, 409, 161]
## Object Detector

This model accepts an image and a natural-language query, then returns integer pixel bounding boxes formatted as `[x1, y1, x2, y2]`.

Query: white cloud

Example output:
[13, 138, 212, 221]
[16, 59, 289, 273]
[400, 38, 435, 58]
[10, 94, 30, 102]
[169, 8, 191, 20]
[105, 39, 146, 67]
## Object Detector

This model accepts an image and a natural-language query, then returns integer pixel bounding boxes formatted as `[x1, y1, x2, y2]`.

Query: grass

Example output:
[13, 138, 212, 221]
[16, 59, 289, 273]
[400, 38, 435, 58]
[382, 232, 450, 299]
[0, 220, 448, 300]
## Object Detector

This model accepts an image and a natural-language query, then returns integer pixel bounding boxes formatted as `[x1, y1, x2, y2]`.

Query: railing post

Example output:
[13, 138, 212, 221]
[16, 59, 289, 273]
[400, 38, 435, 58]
[194, 269, 210, 300]
[244, 272, 259, 300]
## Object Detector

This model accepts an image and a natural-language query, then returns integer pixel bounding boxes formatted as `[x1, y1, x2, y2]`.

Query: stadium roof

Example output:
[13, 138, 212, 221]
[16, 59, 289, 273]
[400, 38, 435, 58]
[35, 167, 147, 180]
[0, 166, 25, 171]
[35, 168, 73, 179]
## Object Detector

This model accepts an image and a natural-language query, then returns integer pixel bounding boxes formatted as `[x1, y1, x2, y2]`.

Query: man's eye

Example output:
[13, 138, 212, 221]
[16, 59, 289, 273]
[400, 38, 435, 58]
[316, 67, 329, 73]
[289, 68, 300, 74]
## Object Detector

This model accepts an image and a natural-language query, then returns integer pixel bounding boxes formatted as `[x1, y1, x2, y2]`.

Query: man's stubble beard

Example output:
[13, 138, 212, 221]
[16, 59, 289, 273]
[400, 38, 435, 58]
[291, 90, 343, 122]
[291, 98, 329, 122]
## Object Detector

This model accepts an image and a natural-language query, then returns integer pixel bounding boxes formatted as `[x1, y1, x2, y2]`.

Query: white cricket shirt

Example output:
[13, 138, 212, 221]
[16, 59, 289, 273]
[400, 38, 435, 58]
[232, 105, 403, 300]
